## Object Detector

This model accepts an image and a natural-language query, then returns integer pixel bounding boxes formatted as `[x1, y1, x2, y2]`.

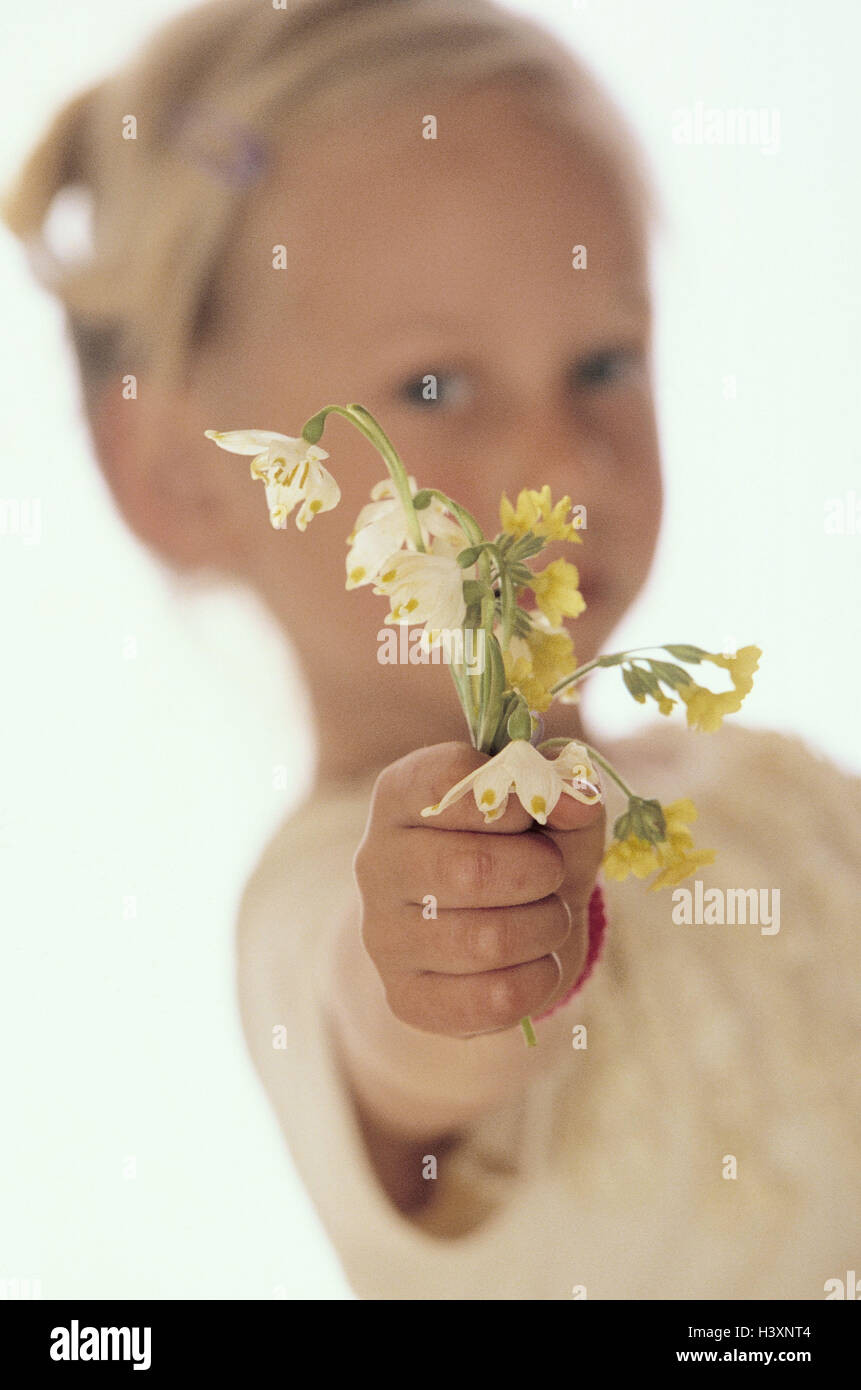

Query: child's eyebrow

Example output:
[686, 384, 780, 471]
[371, 312, 478, 331]
[372, 287, 650, 332]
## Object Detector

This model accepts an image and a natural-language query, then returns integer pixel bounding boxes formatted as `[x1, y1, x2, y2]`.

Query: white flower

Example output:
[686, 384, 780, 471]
[420, 738, 601, 825]
[346, 477, 464, 589]
[373, 549, 473, 642]
[204, 429, 340, 530]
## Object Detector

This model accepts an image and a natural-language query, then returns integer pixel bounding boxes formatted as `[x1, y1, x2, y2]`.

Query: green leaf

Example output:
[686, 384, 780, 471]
[622, 666, 648, 702]
[648, 659, 693, 690]
[628, 796, 667, 843]
[512, 605, 533, 638]
[613, 810, 633, 841]
[506, 562, 534, 589]
[632, 664, 663, 699]
[461, 580, 486, 606]
[507, 532, 547, 562]
[506, 698, 533, 742]
[457, 545, 484, 568]
[663, 644, 707, 664]
[301, 413, 325, 444]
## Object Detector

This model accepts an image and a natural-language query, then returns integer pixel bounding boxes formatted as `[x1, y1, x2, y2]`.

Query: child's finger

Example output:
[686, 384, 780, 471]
[542, 788, 604, 832]
[387, 824, 565, 911]
[378, 741, 533, 834]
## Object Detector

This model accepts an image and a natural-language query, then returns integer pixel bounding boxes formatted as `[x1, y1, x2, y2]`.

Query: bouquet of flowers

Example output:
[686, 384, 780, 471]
[207, 403, 760, 1045]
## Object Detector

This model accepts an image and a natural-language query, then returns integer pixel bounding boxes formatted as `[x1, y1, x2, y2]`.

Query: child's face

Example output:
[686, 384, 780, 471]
[192, 82, 662, 674]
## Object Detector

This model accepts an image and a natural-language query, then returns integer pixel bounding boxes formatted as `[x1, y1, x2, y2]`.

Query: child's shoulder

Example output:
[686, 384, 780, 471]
[605, 718, 861, 812]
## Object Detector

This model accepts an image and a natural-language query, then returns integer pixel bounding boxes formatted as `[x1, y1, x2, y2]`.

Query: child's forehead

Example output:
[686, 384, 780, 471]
[257, 109, 647, 310]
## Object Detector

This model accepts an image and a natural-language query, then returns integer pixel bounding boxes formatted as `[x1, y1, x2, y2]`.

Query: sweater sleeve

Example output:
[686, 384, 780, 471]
[234, 774, 573, 1300]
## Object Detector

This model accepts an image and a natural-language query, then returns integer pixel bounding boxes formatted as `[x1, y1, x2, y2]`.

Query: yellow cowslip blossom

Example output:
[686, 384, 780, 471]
[677, 684, 743, 732]
[421, 737, 601, 826]
[677, 646, 761, 732]
[529, 559, 586, 628]
[704, 645, 761, 693]
[502, 623, 580, 712]
[502, 652, 550, 713]
[499, 486, 583, 543]
[628, 682, 676, 717]
[602, 798, 716, 891]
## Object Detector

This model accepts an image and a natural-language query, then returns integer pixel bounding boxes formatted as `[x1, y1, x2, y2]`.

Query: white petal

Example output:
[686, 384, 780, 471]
[504, 740, 564, 824]
[205, 429, 299, 456]
[420, 765, 483, 818]
[295, 461, 341, 530]
[346, 506, 411, 585]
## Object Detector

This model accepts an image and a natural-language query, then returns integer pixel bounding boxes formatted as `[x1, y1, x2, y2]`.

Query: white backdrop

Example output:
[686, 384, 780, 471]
[1, 0, 858, 1299]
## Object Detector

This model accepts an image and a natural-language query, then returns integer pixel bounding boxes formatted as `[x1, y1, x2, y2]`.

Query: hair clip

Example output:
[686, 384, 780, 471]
[167, 101, 269, 189]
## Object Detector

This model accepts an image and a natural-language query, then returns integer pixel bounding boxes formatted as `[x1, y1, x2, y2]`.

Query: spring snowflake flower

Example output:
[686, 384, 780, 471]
[204, 429, 339, 530]
[373, 549, 473, 641]
[499, 486, 583, 543]
[421, 738, 601, 826]
[529, 559, 586, 628]
[602, 798, 716, 890]
[345, 477, 463, 589]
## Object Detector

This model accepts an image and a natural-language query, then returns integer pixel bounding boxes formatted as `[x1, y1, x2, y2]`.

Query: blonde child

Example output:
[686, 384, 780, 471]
[4, 0, 859, 1299]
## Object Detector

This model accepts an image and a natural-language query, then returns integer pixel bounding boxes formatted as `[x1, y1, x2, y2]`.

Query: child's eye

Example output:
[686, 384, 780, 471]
[397, 370, 472, 410]
[572, 347, 644, 389]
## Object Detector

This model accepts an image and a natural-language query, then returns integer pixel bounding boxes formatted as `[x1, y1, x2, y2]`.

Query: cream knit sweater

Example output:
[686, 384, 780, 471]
[236, 722, 861, 1300]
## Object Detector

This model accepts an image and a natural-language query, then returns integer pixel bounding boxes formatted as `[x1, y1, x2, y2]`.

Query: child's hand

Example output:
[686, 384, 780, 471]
[352, 742, 606, 1039]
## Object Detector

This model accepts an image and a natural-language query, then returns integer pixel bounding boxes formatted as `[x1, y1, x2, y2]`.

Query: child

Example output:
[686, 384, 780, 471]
[5, 0, 859, 1299]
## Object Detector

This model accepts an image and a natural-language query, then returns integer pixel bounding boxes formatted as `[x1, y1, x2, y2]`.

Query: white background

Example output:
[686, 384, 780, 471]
[1, 0, 858, 1299]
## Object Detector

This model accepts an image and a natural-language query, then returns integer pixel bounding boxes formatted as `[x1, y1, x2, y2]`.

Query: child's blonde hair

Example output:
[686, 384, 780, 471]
[1, 0, 654, 419]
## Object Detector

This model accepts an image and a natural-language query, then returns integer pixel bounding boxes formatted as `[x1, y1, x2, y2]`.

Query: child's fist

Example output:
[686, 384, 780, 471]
[352, 741, 605, 1039]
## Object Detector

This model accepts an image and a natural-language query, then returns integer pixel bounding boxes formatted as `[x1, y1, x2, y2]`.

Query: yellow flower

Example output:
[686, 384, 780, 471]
[704, 645, 761, 694]
[677, 684, 742, 732]
[501, 622, 579, 713]
[602, 835, 662, 880]
[677, 645, 761, 731]
[529, 559, 586, 628]
[502, 653, 550, 713]
[499, 486, 583, 543]
[527, 627, 577, 691]
[602, 798, 716, 890]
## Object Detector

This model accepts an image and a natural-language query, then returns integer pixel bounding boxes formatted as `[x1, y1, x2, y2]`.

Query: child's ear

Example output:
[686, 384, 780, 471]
[87, 374, 241, 571]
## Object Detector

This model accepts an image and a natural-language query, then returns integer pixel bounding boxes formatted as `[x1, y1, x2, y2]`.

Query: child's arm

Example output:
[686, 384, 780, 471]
[324, 740, 606, 1213]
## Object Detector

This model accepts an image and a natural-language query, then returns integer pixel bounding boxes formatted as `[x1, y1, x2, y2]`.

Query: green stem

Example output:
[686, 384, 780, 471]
[521, 1016, 537, 1048]
[500, 566, 515, 650]
[448, 656, 478, 747]
[549, 644, 693, 696]
[301, 403, 425, 553]
[548, 656, 601, 695]
[416, 488, 483, 547]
